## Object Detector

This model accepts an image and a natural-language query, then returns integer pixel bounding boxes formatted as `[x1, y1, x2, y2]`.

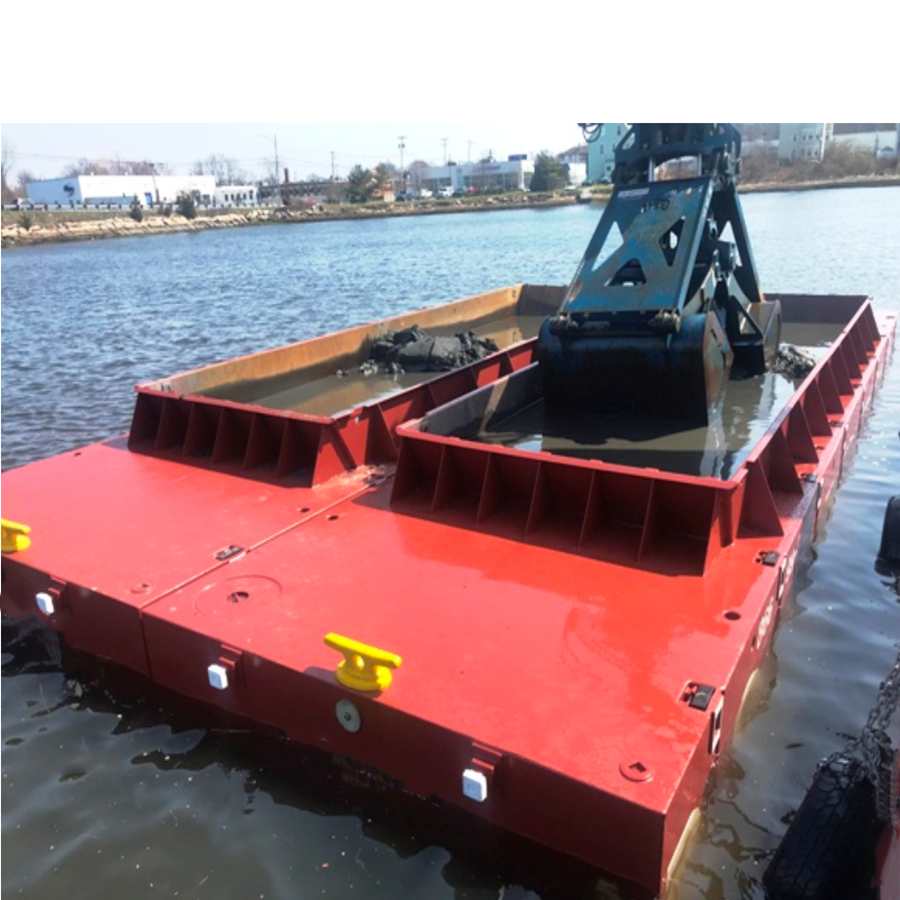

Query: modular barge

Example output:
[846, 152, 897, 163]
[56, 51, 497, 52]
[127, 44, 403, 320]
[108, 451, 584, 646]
[1, 280, 896, 897]
[3, 123, 899, 898]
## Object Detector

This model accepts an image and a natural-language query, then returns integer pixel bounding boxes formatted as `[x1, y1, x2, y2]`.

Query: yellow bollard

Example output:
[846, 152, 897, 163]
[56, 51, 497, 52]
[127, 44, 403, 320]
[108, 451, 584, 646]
[1, 519, 32, 553]
[324, 633, 402, 692]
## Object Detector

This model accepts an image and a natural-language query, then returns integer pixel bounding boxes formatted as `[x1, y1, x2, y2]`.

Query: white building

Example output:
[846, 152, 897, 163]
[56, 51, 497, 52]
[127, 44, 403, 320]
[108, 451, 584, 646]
[586, 124, 628, 183]
[425, 156, 535, 192]
[25, 174, 218, 208]
[214, 185, 260, 207]
[777, 124, 833, 162]
[557, 146, 588, 185]
[564, 162, 588, 185]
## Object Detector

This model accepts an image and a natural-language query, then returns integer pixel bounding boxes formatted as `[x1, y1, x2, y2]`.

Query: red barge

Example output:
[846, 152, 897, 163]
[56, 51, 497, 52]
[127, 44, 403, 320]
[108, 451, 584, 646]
[2, 125, 898, 898]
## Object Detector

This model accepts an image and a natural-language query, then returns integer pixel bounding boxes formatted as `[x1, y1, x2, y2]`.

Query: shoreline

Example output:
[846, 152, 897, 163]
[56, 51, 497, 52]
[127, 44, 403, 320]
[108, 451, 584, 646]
[3, 175, 898, 249]
[738, 174, 900, 193]
[0, 193, 577, 249]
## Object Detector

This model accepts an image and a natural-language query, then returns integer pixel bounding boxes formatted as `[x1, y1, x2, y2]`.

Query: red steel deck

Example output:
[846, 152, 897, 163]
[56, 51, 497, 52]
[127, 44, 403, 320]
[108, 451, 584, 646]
[1, 286, 896, 898]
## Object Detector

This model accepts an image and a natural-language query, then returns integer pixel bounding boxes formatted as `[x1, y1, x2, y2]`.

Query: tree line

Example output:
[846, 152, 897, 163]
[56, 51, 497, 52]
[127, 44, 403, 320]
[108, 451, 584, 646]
[5, 134, 896, 208]
[1, 138, 432, 205]
[740, 140, 898, 185]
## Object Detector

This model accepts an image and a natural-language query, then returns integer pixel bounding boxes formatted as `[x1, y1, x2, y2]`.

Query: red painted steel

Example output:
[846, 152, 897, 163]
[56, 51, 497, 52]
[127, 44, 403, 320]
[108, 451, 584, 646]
[0, 438, 378, 674]
[128, 331, 538, 487]
[1, 288, 896, 898]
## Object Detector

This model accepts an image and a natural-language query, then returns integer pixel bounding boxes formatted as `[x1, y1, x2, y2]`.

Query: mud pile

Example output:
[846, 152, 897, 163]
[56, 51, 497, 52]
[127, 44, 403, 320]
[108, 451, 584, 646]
[361, 326, 499, 375]
[772, 345, 817, 379]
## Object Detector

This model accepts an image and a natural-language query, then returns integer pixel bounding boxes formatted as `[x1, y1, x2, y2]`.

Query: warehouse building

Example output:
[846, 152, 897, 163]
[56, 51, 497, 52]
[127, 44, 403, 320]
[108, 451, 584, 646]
[25, 174, 220, 208]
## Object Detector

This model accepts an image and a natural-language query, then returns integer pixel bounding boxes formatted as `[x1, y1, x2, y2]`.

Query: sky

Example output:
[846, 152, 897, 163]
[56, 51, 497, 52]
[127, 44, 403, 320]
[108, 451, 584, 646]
[2, 0, 893, 187]
[0, 123, 588, 183]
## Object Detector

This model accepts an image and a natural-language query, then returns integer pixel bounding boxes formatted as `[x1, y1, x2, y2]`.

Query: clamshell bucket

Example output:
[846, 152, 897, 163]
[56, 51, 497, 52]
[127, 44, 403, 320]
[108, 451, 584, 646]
[538, 310, 733, 424]
[538, 124, 779, 425]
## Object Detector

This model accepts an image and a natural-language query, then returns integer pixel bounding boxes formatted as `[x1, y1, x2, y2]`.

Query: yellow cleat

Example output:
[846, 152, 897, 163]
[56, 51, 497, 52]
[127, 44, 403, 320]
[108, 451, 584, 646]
[1, 519, 32, 553]
[324, 633, 402, 692]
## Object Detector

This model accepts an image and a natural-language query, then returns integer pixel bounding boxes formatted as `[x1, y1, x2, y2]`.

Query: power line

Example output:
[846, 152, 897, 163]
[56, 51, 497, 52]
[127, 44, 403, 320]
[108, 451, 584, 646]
[7, 137, 483, 171]
[7, 134, 509, 180]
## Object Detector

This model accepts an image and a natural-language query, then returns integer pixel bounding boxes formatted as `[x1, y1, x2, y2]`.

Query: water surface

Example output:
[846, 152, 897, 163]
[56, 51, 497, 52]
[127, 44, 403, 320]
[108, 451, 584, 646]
[3, 189, 900, 900]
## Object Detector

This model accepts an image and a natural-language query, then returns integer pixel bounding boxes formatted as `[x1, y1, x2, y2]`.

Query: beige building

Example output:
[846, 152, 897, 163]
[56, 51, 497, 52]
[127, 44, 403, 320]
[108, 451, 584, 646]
[777, 124, 834, 162]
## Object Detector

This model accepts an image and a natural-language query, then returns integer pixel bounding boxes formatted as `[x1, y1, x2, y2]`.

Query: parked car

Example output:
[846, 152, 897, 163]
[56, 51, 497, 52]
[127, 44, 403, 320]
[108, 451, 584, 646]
[436, 186, 454, 198]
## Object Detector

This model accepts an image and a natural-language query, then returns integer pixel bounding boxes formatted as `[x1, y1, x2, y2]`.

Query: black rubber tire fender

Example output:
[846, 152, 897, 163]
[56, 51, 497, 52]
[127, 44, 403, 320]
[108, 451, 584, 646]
[764, 755, 880, 900]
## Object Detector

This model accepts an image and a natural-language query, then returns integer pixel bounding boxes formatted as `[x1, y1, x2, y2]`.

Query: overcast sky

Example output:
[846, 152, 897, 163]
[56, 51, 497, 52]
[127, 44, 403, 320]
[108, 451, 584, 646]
[1, 123, 588, 182]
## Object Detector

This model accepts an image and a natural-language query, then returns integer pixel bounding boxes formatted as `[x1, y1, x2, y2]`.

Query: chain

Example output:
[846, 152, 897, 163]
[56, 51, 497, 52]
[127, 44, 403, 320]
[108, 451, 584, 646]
[870, 652, 900, 823]
[824, 646, 900, 824]
[890, 743, 900, 829]
[871, 653, 900, 734]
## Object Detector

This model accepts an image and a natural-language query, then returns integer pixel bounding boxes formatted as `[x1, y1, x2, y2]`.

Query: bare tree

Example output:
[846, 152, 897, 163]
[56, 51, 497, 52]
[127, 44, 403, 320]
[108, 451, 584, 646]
[376, 161, 399, 180]
[17, 170, 36, 197]
[63, 157, 166, 178]
[196, 154, 249, 185]
[407, 160, 429, 192]
[63, 158, 113, 177]
[127, 160, 161, 176]
[1, 137, 15, 204]
[373, 162, 396, 192]
[223, 157, 250, 185]
[206, 154, 228, 183]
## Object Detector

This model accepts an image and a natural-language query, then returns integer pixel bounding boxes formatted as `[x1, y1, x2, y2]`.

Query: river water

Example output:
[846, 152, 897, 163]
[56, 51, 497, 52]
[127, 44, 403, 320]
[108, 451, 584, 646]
[2, 189, 899, 900]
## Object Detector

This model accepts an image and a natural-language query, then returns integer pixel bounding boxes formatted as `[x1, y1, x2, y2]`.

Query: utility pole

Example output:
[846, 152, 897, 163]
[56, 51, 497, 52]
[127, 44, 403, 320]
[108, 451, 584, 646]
[330, 151, 336, 181]
[150, 162, 159, 207]
[258, 133, 280, 204]
[441, 137, 449, 165]
[398, 135, 406, 195]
